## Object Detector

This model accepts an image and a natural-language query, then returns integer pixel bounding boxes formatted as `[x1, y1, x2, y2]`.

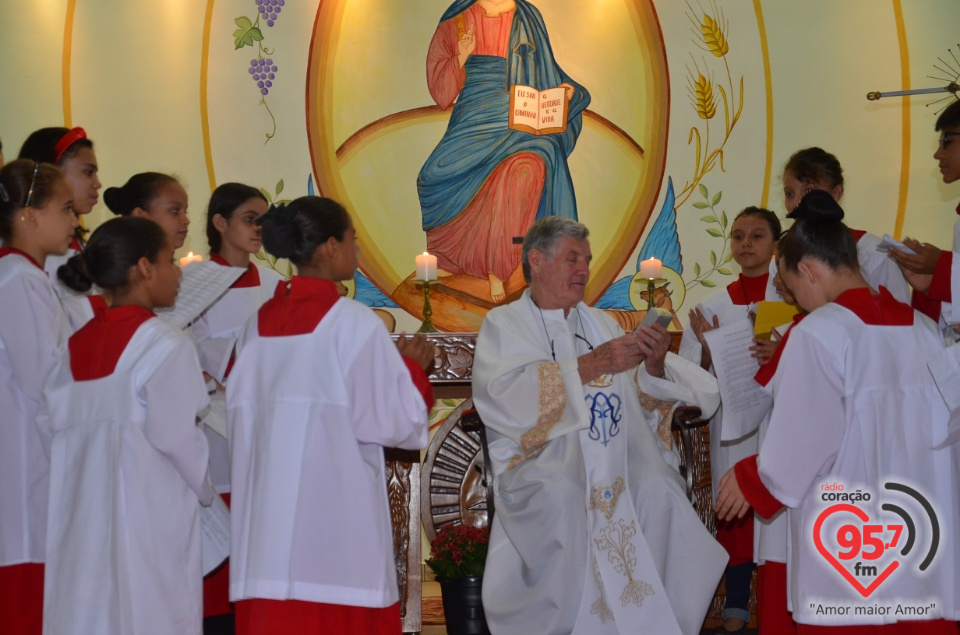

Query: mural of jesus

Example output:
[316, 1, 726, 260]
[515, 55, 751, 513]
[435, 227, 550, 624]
[417, 0, 590, 303]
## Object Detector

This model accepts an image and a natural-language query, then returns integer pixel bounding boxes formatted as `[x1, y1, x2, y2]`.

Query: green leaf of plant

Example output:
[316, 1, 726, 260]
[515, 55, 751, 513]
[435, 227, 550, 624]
[285, 261, 293, 278]
[259, 187, 273, 203]
[721, 210, 728, 228]
[700, 279, 717, 288]
[233, 17, 264, 49]
[699, 215, 717, 223]
[442, 399, 458, 407]
[694, 263, 701, 276]
[276, 179, 284, 196]
[692, 202, 709, 209]
[712, 191, 722, 206]
[706, 228, 723, 237]
[722, 253, 733, 263]
[699, 184, 709, 200]
[710, 251, 717, 266]
[717, 267, 733, 275]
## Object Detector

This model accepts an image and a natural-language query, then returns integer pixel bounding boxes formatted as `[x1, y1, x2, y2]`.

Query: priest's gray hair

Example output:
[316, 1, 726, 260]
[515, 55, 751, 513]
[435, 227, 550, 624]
[521, 216, 590, 282]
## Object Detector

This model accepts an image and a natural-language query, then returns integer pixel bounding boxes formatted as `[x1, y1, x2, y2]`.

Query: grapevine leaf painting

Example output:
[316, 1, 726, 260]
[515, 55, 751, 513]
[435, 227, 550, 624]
[234, 0, 286, 142]
[599, 1, 744, 311]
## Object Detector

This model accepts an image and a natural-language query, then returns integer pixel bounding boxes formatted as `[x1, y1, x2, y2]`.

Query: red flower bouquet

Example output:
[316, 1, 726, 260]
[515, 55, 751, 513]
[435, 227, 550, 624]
[426, 524, 490, 580]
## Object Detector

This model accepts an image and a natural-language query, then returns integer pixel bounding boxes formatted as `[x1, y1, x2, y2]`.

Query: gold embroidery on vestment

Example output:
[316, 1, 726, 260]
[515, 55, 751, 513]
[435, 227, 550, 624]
[594, 518, 656, 608]
[589, 477, 625, 521]
[590, 555, 614, 623]
[638, 388, 677, 450]
[506, 362, 566, 469]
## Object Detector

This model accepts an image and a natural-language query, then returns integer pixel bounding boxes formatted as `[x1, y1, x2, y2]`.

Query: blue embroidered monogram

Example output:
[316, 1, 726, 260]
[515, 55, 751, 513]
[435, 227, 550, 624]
[585, 392, 622, 446]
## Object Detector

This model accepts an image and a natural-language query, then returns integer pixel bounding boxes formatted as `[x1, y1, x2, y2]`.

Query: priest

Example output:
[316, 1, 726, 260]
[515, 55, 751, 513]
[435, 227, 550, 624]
[472, 217, 728, 635]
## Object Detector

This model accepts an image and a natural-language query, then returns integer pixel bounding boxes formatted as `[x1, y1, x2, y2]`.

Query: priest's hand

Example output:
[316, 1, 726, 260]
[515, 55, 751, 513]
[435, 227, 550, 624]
[889, 239, 941, 275]
[715, 467, 751, 521]
[636, 323, 670, 378]
[397, 332, 436, 372]
[578, 334, 643, 384]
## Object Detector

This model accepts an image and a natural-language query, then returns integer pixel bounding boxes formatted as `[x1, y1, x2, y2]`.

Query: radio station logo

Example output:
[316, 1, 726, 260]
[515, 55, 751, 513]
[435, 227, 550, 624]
[814, 481, 939, 598]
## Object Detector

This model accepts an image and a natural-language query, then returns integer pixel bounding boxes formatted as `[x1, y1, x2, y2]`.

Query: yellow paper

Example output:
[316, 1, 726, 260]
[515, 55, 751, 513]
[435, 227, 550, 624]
[754, 301, 799, 339]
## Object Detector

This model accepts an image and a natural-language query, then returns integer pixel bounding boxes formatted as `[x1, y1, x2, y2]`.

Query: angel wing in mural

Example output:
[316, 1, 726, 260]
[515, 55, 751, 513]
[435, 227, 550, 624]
[417, 0, 591, 305]
[596, 177, 683, 311]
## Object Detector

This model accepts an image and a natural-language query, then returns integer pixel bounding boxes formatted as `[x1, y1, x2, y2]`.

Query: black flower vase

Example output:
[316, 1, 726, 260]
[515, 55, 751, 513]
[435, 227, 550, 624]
[439, 576, 490, 635]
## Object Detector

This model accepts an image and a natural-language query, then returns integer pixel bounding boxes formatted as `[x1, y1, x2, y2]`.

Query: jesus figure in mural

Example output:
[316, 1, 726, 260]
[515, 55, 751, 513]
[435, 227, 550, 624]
[417, 0, 590, 303]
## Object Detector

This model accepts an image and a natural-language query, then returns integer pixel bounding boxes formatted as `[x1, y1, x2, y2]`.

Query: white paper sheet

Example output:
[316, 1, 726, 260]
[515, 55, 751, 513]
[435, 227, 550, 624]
[201, 493, 231, 576]
[200, 390, 228, 439]
[927, 344, 960, 449]
[155, 261, 245, 329]
[876, 233, 917, 255]
[702, 319, 772, 440]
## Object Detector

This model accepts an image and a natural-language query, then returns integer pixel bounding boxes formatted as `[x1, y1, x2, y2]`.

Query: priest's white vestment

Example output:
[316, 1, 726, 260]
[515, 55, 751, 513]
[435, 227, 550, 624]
[473, 291, 727, 635]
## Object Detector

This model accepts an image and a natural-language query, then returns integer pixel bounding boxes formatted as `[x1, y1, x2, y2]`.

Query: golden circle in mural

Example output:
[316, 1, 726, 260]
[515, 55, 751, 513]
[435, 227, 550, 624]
[629, 266, 685, 313]
[307, 0, 669, 331]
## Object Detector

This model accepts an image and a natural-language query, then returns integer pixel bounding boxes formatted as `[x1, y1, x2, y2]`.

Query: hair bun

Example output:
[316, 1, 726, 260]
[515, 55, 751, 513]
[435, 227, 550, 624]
[57, 253, 94, 293]
[103, 186, 129, 216]
[788, 189, 845, 223]
[259, 202, 298, 259]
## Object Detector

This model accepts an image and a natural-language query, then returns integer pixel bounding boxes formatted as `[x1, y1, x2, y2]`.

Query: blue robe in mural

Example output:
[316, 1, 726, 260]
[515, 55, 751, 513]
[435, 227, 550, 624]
[417, 0, 590, 281]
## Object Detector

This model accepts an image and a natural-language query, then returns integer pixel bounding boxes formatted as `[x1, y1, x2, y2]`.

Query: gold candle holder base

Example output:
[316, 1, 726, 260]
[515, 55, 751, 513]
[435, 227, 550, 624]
[641, 277, 667, 311]
[415, 279, 438, 333]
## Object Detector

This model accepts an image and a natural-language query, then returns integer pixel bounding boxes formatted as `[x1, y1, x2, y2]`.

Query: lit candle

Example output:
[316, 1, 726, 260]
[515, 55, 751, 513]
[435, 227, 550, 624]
[416, 251, 438, 281]
[179, 251, 203, 267]
[639, 257, 662, 279]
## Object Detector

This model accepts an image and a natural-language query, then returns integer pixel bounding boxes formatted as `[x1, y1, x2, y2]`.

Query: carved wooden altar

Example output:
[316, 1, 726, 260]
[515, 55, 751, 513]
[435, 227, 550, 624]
[386, 333, 477, 634]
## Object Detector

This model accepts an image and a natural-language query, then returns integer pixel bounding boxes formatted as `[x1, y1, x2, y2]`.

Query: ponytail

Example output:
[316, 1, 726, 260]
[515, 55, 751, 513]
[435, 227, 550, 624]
[104, 172, 179, 216]
[259, 196, 349, 267]
[779, 190, 857, 273]
[58, 217, 168, 292]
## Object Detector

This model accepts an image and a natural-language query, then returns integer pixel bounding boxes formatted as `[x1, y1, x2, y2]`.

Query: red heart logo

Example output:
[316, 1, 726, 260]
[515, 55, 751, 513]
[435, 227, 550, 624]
[813, 504, 899, 598]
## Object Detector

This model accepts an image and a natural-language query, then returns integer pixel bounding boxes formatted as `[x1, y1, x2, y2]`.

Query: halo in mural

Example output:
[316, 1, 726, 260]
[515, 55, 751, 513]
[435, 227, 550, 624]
[307, 0, 669, 331]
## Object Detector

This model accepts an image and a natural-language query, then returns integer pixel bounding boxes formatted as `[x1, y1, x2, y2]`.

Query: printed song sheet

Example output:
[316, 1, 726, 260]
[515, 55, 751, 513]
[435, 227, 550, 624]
[155, 261, 244, 329]
[201, 493, 231, 576]
[703, 319, 772, 440]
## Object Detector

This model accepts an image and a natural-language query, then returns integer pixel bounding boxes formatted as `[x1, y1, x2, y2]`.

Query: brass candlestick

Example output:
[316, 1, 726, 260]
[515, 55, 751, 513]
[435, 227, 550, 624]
[416, 279, 438, 333]
[642, 277, 667, 311]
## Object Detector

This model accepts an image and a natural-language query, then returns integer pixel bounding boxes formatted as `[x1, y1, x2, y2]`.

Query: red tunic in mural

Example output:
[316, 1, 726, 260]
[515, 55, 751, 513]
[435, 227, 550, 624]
[425, 6, 545, 284]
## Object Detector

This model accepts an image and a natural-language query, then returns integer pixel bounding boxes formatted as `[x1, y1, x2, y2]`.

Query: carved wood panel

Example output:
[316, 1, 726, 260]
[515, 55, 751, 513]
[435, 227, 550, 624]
[387, 333, 476, 633]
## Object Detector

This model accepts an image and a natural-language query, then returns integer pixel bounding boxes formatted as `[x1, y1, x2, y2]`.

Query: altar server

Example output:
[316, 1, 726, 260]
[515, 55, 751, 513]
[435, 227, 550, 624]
[39, 216, 214, 635]
[104, 171, 190, 249]
[227, 197, 434, 634]
[781, 147, 909, 303]
[680, 206, 782, 635]
[717, 190, 959, 633]
[0, 160, 75, 635]
[18, 127, 101, 293]
[195, 183, 283, 387]
[192, 183, 283, 622]
[889, 100, 960, 332]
